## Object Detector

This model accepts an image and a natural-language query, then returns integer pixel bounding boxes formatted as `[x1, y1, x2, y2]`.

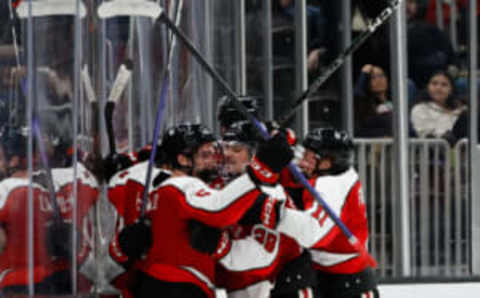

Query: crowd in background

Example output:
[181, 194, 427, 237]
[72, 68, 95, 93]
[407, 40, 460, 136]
[0, 0, 479, 145]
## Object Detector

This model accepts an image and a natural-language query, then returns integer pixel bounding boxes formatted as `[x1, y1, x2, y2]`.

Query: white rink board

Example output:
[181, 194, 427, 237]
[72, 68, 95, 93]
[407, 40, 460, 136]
[217, 283, 480, 298]
[379, 282, 480, 298]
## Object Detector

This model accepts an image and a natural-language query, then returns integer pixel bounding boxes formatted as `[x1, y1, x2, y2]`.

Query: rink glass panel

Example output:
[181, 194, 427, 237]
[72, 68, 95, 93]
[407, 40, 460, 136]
[0, 3, 99, 296]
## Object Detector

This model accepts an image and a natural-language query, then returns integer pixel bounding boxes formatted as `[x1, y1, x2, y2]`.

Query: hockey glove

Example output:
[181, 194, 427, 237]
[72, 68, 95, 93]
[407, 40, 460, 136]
[248, 132, 294, 185]
[103, 153, 134, 183]
[188, 220, 223, 255]
[46, 221, 83, 260]
[118, 218, 152, 260]
[265, 121, 297, 146]
[239, 193, 284, 229]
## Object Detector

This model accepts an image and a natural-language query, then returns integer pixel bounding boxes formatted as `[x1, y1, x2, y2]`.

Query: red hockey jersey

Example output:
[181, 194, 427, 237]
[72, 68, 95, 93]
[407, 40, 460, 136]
[106, 161, 165, 298]
[140, 174, 261, 298]
[0, 178, 65, 288]
[107, 161, 164, 266]
[51, 162, 99, 288]
[302, 168, 370, 274]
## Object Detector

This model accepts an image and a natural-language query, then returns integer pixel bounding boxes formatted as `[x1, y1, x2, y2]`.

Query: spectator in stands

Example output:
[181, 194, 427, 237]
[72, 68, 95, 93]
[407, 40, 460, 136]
[354, 64, 393, 137]
[410, 70, 466, 144]
[407, 0, 457, 89]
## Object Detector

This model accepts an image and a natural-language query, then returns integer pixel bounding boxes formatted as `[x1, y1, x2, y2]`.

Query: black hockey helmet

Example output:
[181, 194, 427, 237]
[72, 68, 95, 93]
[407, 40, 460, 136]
[222, 121, 261, 149]
[161, 123, 216, 169]
[0, 125, 28, 160]
[217, 95, 260, 129]
[302, 127, 354, 174]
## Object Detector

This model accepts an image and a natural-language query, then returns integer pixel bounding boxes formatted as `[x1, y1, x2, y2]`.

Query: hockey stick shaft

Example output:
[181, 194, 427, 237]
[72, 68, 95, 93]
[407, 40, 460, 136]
[104, 101, 116, 155]
[140, 74, 169, 216]
[157, 12, 374, 261]
[277, 0, 401, 127]
[140, 0, 184, 216]
[104, 61, 133, 155]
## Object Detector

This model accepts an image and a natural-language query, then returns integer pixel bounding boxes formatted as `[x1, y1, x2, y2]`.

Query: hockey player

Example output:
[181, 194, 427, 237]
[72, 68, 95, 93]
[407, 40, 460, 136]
[216, 121, 317, 298]
[117, 123, 293, 298]
[107, 145, 170, 298]
[0, 125, 71, 294]
[48, 140, 100, 292]
[296, 128, 379, 298]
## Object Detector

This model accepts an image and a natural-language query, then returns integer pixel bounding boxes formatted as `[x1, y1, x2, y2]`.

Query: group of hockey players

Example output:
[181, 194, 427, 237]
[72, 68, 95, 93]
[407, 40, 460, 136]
[104, 96, 379, 298]
[0, 95, 379, 298]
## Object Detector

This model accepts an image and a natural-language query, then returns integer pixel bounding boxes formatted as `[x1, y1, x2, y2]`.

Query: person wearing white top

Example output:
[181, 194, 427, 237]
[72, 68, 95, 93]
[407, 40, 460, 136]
[411, 70, 466, 141]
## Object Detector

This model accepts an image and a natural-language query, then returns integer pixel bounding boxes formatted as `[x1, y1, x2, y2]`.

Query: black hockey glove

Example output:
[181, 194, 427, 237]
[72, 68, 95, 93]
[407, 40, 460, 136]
[118, 218, 152, 260]
[239, 193, 284, 229]
[265, 121, 297, 146]
[188, 220, 223, 255]
[103, 153, 134, 183]
[248, 132, 293, 184]
[46, 221, 82, 260]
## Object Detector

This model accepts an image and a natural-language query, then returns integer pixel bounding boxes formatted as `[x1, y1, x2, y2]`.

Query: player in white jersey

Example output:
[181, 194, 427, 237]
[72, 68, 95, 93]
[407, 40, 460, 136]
[294, 128, 379, 298]
[212, 121, 317, 298]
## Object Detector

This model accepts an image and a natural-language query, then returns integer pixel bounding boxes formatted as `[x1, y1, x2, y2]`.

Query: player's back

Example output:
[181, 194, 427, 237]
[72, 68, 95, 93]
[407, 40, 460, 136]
[304, 168, 370, 274]
[0, 178, 58, 287]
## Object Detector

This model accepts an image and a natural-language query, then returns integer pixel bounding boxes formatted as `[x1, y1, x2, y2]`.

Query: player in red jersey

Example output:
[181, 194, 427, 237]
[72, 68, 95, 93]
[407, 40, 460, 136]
[0, 126, 71, 295]
[106, 149, 170, 298]
[295, 128, 379, 298]
[49, 147, 100, 293]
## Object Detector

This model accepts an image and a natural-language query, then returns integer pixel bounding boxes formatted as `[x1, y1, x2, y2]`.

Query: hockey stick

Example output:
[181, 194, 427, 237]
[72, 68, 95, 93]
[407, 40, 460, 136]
[81, 65, 96, 104]
[97, 0, 183, 216]
[139, 0, 184, 216]
[276, 0, 401, 127]
[7, 0, 21, 67]
[97, 0, 162, 19]
[156, 10, 377, 265]
[16, 0, 87, 18]
[104, 60, 133, 155]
